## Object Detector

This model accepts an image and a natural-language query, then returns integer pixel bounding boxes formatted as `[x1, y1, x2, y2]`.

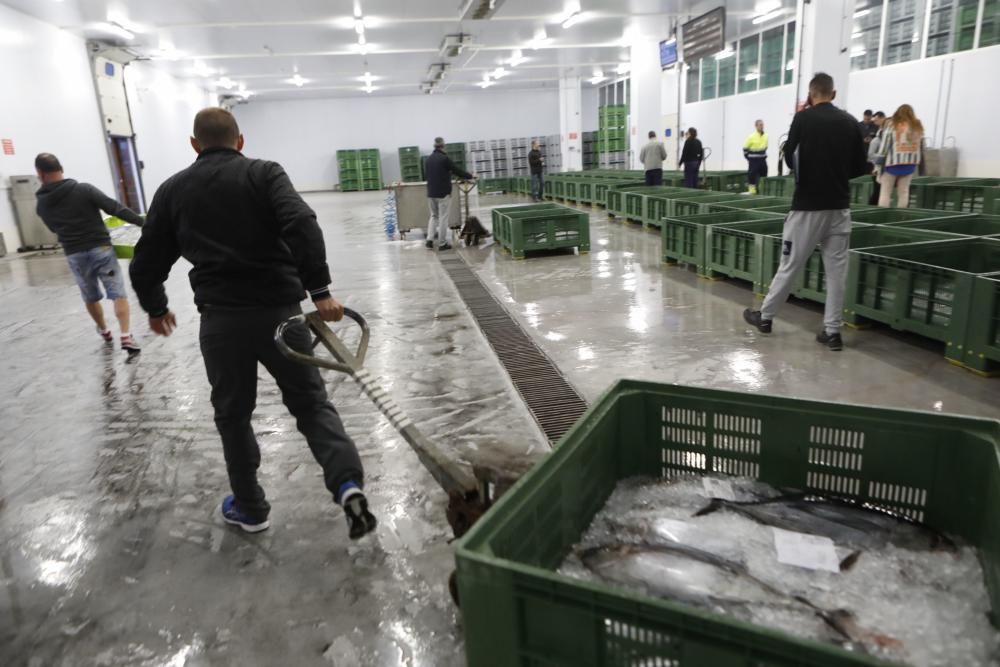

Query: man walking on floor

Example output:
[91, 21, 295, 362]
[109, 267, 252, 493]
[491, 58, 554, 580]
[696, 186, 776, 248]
[743, 120, 768, 194]
[640, 131, 667, 186]
[129, 108, 376, 539]
[424, 137, 474, 250]
[743, 73, 868, 351]
[528, 140, 545, 201]
[34, 153, 143, 353]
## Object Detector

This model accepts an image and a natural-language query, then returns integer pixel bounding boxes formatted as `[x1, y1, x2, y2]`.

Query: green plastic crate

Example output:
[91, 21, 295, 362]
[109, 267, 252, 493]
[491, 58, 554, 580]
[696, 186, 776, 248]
[706, 218, 789, 284]
[661, 210, 783, 276]
[884, 214, 1000, 237]
[849, 208, 971, 225]
[492, 205, 590, 259]
[759, 175, 796, 198]
[845, 238, 1000, 363]
[491, 203, 563, 246]
[962, 273, 1000, 374]
[758, 224, 964, 299]
[917, 179, 1000, 214]
[602, 182, 648, 213]
[706, 196, 791, 213]
[479, 178, 510, 194]
[456, 379, 1000, 667]
[848, 176, 874, 206]
[639, 188, 703, 227]
[671, 193, 753, 217]
[701, 170, 749, 193]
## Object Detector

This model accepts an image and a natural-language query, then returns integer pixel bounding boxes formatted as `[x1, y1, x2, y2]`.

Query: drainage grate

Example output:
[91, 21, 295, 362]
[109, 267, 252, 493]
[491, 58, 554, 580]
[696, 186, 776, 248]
[438, 255, 589, 444]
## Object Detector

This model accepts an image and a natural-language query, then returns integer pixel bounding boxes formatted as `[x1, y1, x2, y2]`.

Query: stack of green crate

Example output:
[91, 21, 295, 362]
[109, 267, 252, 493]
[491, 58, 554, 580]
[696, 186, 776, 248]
[358, 149, 382, 191]
[597, 104, 628, 154]
[445, 143, 467, 172]
[398, 146, 422, 182]
[338, 149, 382, 191]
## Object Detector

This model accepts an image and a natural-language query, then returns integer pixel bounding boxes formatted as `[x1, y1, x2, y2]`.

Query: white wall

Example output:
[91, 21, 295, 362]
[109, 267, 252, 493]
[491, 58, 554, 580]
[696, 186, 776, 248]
[0, 4, 114, 251]
[124, 62, 216, 201]
[233, 88, 560, 190]
[850, 47, 1000, 177]
[681, 85, 798, 172]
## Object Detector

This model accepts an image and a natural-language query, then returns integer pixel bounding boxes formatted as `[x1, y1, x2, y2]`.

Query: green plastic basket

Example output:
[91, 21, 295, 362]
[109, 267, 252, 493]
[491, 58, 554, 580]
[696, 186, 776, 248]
[884, 214, 1000, 237]
[849, 208, 971, 225]
[963, 273, 1000, 373]
[456, 380, 1000, 667]
[661, 210, 783, 277]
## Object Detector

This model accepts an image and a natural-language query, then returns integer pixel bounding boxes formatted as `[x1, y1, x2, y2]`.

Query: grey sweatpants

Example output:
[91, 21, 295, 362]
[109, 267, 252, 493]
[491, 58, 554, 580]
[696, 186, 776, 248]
[427, 195, 452, 246]
[760, 209, 852, 334]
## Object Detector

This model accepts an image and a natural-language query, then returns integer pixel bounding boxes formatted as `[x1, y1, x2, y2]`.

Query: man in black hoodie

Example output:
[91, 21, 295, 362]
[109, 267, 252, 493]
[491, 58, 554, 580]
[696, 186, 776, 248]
[129, 108, 376, 540]
[34, 153, 144, 352]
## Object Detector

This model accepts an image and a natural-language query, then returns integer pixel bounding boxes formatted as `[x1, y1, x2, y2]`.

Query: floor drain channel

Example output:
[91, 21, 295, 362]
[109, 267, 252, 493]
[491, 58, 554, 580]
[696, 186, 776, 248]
[437, 255, 588, 444]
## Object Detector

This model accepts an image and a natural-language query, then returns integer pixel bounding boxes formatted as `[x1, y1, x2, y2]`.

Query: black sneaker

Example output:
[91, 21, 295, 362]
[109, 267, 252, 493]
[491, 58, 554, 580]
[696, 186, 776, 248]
[742, 309, 773, 334]
[343, 492, 377, 540]
[425, 240, 434, 249]
[438, 243, 453, 251]
[816, 330, 844, 351]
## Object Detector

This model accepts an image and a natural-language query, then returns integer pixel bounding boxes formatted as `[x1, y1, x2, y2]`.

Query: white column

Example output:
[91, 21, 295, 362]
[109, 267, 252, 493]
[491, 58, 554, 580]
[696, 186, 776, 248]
[795, 0, 857, 110]
[559, 74, 583, 171]
[660, 68, 681, 168]
[628, 34, 663, 170]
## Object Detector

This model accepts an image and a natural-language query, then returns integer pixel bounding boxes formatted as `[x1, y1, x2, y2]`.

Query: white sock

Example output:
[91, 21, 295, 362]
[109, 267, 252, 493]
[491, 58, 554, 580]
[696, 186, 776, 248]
[120, 332, 131, 338]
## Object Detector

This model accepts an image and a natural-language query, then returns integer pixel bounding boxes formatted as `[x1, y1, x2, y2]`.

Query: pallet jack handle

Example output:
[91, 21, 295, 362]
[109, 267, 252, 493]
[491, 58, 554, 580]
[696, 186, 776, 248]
[274, 308, 370, 375]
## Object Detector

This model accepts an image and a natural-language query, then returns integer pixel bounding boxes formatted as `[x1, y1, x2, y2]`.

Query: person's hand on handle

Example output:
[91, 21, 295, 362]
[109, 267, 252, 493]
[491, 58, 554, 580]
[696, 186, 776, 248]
[315, 296, 345, 322]
[150, 311, 178, 336]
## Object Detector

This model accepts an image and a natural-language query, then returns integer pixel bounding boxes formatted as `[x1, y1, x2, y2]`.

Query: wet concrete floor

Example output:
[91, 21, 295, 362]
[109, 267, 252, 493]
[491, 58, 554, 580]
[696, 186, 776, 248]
[1, 189, 997, 666]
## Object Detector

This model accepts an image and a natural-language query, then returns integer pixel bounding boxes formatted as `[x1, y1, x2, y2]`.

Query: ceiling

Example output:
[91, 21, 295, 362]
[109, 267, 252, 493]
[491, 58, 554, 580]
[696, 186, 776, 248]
[1, 0, 797, 101]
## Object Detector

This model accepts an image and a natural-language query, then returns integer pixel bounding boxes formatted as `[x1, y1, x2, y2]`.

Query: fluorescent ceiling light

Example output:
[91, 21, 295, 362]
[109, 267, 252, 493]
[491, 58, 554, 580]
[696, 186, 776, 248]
[854, 8, 871, 18]
[236, 84, 253, 99]
[589, 76, 606, 85]
[358, 33, 367, 45]
[751, 8, 784, 25]
[287, 74, 307, 87]
[355, 18, 365, 35]
[479, 80, 495, 88]
[215, 76, 236, 90]
[493, 67, 509, 78]
[561, 12, 583, 29]
[190, 61, 214, 77]
[95, 22, 134, 41]
[362, 84, 376, 93]
[508, 49, 527, 66]
[616, 62, 630, 74]
[715, 49, 735, 60]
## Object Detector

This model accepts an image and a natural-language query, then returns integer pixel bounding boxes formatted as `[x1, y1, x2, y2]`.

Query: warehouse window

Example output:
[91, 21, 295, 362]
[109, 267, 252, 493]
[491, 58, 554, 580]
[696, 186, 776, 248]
[760, 25, 785, 88]
[926, 0, 984, 54]
[717, 49, 736, 97]
[980, 0, 999, 47]
[686, 61, 700, 103]
[852, 0, 885, 70]
[738, 34, 760, 93]
[701, 56, 718, 100]
[885, 0, 927, 64]
[784, 21, 796, 84]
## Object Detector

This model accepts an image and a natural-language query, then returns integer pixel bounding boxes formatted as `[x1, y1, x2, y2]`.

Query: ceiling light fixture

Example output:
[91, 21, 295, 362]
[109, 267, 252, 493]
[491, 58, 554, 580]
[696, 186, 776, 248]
[358, 33, 367, 45]
[190, 61, 214, 77]
[561, 12, 583, 29]
[236, 84, 253, 99]
[854, 8, 871, 18]
[216, 76, 236, 90]
[362, 84, 376, 94]
[288, 73, 307, 87]
[493, 67, 509, 79]
[355, 18, 365, 35]
[508, 49, 527, 67]
[589, 68, 606, 85]
[714, 49, 735, 60]
[751, 8, 784, 25]
[529, 28, 550, 50]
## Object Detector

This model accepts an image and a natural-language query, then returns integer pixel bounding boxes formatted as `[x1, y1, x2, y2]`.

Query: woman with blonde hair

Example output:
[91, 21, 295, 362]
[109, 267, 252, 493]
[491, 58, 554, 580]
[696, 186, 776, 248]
[875, 104, 924, 207]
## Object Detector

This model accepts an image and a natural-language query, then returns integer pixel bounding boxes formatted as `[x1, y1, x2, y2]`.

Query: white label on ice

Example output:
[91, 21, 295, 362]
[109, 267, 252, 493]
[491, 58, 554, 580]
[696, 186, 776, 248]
[772, 528, 840, 573]
[701, 478, 736, 501]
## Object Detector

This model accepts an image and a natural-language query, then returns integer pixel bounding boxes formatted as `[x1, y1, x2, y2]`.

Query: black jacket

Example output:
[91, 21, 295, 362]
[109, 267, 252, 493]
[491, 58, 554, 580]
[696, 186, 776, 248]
[785, 103, 869, 210]
[35, 179, 142, 255]
[425, 148, 472, 198]
[679, 138, 703, 166]
[129, 148, 331, 317]
[528, 149, 544, 175]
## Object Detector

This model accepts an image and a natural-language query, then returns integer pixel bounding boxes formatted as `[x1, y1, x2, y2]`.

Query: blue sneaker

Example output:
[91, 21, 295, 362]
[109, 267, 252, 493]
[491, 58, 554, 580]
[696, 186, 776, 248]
[221, 496, 270, 533]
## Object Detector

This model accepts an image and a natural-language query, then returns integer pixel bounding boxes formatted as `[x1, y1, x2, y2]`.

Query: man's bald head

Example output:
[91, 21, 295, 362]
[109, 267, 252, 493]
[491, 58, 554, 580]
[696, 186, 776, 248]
[192, 108, 242, 150]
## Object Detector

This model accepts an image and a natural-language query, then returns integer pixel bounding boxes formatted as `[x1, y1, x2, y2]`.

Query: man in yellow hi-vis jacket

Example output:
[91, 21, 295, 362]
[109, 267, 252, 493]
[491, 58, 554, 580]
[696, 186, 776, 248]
[744, 119, 769, 194]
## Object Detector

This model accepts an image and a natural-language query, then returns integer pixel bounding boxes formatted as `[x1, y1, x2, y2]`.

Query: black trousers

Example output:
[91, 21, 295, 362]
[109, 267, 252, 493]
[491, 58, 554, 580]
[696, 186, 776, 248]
[747, 157, 768, 185]
[199, 304, 364, 520]
[644, 169, 663, 186]
[683, 161, 700, 188]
